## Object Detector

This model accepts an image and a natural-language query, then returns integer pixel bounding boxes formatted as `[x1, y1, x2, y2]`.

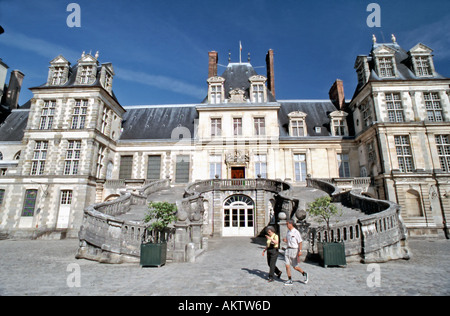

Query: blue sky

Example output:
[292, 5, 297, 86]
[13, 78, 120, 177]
[0, 0, 449, 106]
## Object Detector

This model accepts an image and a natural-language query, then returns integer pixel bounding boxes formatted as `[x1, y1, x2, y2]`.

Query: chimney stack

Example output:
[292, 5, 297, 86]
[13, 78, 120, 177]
[266, 49, 275, 98]
[329, 79, 345, 110]
[208, 51, 218, 78]
[4, 70, 25, 110]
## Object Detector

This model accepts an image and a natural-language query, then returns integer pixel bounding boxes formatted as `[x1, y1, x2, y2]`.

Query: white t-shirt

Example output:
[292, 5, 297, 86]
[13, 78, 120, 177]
[286, 228, 302, 249]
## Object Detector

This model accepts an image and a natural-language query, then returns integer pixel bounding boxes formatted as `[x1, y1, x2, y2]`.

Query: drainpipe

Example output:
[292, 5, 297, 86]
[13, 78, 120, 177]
[435, 181, 449, 239]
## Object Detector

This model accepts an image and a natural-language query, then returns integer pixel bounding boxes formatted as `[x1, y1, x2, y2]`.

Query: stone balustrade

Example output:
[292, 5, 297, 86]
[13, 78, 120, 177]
[306, 178, 411, 263]
[76, 179, 171, 264]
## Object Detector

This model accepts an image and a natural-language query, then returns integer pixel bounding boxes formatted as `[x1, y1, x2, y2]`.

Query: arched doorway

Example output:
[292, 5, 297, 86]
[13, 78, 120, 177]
[222, 195, 255, 237]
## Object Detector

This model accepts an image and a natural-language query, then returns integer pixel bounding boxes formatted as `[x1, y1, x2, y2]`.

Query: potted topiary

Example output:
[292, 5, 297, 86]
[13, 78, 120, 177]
[141, 201, 178, 267]
[307, 196, 346, 268]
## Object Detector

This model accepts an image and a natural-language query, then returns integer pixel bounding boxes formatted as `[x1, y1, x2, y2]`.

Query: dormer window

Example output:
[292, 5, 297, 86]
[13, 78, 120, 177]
[51, 67, 65, 85]
[207, 76, 225, 104]
[378, 57, 395, 78]
[415, 56, 432, 76]
[47, 55, 70, 86]
[408, 43, 436, 78]
[288, 111, 307, 137]
[249, 75, 267, 103]
[330, 111, 349, 136]
[100, 63, 115, 94]
[79, 65, 94, 84]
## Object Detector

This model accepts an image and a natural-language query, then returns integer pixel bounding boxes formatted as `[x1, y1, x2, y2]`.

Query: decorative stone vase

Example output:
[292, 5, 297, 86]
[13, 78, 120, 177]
[317, 241, 347, 268]
[140, 242, 167, 268]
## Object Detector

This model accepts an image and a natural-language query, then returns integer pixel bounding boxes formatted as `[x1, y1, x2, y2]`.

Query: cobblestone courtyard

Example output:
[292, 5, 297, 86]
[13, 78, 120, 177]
[0, 237, 448, 296]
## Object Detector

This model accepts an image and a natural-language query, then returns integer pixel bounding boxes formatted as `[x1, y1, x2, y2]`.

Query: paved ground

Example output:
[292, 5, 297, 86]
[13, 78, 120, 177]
[0, 237, 448, 296]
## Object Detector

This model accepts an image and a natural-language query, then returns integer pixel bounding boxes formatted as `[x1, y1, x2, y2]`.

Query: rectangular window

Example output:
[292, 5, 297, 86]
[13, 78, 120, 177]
[395, 136, 415, 173]
[361, 103, 373, 128]
[385, 93, 404, 123]
[436, 135, 450, 172]
[333, 119, 346, 136]
[31, 141, 48, 175]
[175, 155, 190, 184]
[22, 189, 38, 217]
[378, 57, 395, 77]
[79, 66, 93, 84]
[254, 154, 267, 178]
[60, 190, 73, 205]
[39, 100, 56, 130]
[209, 155, 222, 179]
[64, 140, 81, 175]
[71, 99, 88, 129]
[291, 120, 305, 137]
[294, 154, 307, 182]
[210, 85, 223, 104]
[252, 84, 264, 103]
[51, 67, 64, 85]
[211, 118, 222, 137]
[96, 146, 105, 178]
[254, 117, 266, 136]
[415, 56, 432, 76]
[0, 169, 6, 176]
[337, 154, 350, 178]
[0, 189, 5, 206]
[233, 118, 243, 136]
[147, 155, 162, 180]
[119, 155, 133, 179]
[424, 92, 443, 122]
[101, 107, 109, 134]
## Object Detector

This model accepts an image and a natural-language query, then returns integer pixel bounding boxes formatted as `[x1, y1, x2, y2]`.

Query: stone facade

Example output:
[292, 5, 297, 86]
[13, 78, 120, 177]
[0, 37, 449, 239]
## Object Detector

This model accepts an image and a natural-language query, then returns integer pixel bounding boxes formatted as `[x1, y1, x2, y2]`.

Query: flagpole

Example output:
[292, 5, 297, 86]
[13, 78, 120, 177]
[239, 41, 242, 64]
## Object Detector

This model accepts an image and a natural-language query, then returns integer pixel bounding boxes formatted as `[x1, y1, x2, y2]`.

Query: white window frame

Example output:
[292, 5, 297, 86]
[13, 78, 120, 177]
[337, 153, 350, 178]
[436, 135, 450, 172]
[64, 140, 82, 175]
[254, 154, 267, 178]
[424, 92, 444, 122]
[378, 57, 395, 78]
[39, 100, 56, 130]
[294, 154, 307, 182]
[209, 155, 222, 179]
[395, 136, 415, 173]
[71, 99, 88, 129]
[254, 117, 266, 136]
[385, 93, 405, 123]
[211, 118, 222, 137]
[31, 141, 48, 175]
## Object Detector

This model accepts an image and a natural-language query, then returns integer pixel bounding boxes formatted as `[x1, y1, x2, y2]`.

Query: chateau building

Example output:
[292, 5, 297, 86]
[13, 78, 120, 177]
[0, 37, 449, 239]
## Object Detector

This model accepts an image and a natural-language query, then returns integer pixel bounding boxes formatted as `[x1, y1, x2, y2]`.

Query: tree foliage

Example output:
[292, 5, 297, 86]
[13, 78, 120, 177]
[307, 196, 342, 233]
[144, 202, 178, 232]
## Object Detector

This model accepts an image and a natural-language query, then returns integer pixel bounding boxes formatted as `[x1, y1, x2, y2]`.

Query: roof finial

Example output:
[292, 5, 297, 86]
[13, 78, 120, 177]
[372, 34, 377, 44]
[248, 52, 251, 63]
[228, 51, 231, 62]
[391, 34, 397, 44]
[95, 51, 99, 59]
[81, 51, 85, 58]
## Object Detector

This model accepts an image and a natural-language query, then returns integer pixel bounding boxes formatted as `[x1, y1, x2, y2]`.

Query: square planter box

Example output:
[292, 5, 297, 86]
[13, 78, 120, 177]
[318, 242, 347, 268]
[140, 242, 167, 268]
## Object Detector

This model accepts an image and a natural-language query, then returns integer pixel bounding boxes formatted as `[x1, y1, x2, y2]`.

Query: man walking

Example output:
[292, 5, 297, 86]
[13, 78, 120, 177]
[283, 219, 308, 285]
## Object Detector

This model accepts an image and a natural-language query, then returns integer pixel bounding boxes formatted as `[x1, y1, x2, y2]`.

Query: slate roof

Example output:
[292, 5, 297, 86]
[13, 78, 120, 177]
[0, 109, 29, 141]
[278, 100, 344, 137]
[32, 64, 120, 104]
[201, 62, 276, 103]
[119, 105, 199, 140]
[353, 42, 448, 97]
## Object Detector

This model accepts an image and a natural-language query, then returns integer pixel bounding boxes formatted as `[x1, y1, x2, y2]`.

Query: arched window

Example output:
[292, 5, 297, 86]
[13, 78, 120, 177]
[223, 195, 255, 237]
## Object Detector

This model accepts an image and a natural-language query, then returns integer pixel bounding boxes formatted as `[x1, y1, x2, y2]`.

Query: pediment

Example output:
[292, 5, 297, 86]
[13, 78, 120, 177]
[49, 55, 70, 65]
[288, 111, 307, 118]
[329, 110, 348, 118]
[249, 75, 267, 82]
[78, 54, 98, 64]
[409, 43, 433, 55]
[372, 45, 396, 56]
[207, 76, 225, 83]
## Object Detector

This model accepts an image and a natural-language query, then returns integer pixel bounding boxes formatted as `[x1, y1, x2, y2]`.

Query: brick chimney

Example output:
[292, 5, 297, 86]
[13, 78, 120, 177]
[265, 49, 275, 98]
[208, 51, 218, 78]
[329, 79, 345, 110]
[4, 70, 25, 110]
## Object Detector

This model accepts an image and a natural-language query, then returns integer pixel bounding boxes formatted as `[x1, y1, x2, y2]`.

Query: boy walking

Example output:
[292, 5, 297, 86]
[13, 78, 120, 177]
[283, 220, 308, 285]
